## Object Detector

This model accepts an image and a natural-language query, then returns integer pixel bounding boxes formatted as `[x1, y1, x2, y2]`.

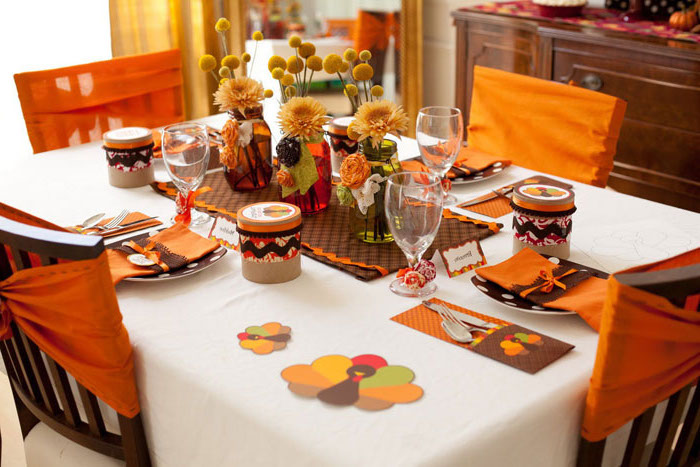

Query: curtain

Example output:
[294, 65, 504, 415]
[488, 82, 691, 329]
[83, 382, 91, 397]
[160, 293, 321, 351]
[109, 0, 246, 119]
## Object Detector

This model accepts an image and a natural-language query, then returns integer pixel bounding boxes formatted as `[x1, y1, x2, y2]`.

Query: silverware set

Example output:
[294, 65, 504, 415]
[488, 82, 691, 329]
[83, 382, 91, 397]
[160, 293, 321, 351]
[78, 209, 159, 236]
[422, 301, 499, 343]
[459, 185, 513, 208]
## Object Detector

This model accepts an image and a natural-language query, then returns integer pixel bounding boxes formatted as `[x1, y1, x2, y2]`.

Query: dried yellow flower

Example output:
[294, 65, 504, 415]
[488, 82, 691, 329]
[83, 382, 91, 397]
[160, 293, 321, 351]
[219, 66, 231, 78]
[220, 78, 229, 85]
[215, 18, 231, 32]
[264, 89, 274, 98]
[359, 50, 372, 61]
[322, 54, 342, 74]
[198, 54, 216, 72]
[278, 96, 329, 139]
[344, 84, 358, 97]
[252, 30, 264, 41]
[241, 52, 252, 63]
[371, 85, 384, 97]
[268, 55, 287, 72]
[213, 76, 264, 114]
[222, 55, 240, 70]
[271, 67, 285, 80]
[298, 42, 316, 58]
[353, 63, 374, 81]
[285, 86, 297, 98]
[352, 100, 409, 148]
[287, 55, 304, 74]
[343, 48, 358, 62]
[306, 55, 322, 72]
[288, 35, 302, 48]
[339, 61, 350, 73]
[281, 74, 295, 86]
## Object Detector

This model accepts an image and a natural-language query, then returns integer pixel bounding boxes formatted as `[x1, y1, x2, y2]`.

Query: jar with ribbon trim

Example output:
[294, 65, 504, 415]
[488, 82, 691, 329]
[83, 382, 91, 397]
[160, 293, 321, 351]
[328, 116, 359, 175]
[511, 184, 576, 259]
[103, 127, 155, 188]
[220, 106, 273, 191]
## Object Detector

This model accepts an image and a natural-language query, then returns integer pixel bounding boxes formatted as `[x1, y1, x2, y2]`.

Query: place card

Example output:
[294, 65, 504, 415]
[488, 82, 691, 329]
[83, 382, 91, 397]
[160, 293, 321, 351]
[439, 239, 486, 278]
[208, 214, 238, 249]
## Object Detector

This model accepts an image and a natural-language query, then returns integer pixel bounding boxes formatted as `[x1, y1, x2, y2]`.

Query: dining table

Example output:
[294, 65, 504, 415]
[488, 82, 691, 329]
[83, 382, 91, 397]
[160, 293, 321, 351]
[1, 113, 699, 467]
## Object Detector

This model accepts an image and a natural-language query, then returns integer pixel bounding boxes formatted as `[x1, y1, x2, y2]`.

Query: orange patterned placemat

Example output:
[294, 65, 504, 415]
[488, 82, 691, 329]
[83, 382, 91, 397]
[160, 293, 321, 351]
[460, 193, 513, 218]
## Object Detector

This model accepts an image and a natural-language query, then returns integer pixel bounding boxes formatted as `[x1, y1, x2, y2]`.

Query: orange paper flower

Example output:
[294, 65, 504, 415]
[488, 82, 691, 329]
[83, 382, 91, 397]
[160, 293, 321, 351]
[339, 153, 371, 189]
[221, 118, 239, 147]
[238, 322, 291, 355]
[277, 169, 295, 188]
[281, 354, 423, 410]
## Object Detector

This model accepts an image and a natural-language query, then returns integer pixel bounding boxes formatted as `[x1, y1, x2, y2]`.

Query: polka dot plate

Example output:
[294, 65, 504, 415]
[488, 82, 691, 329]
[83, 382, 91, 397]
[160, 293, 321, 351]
[452, 160, 512, 185]
[470, 255, 609, 315]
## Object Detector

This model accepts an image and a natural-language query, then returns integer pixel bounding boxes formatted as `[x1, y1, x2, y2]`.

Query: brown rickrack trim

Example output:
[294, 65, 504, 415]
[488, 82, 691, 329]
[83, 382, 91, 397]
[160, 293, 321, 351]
[510, 264, 593, 305]
[115, 239, 188, 273]
[510, 201, 577, 218]
[235, 224, 302, 239]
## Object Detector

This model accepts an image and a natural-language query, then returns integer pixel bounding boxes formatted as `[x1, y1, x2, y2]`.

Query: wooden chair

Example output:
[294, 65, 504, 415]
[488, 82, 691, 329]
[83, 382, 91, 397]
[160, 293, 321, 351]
[0, 216, 150, 466]
[14, 49, 184, 154]
[577, 261, 700, 467]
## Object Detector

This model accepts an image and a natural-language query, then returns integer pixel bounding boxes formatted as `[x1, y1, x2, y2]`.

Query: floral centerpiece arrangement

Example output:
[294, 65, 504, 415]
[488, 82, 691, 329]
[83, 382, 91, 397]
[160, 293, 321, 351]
[199, 20, 274, 192]
[332, 49, 409, 243]
[268, 36, 333, 214]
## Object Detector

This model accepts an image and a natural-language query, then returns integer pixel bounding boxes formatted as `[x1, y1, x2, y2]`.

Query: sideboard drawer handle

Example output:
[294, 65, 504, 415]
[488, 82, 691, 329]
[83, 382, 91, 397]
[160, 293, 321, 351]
[581, 73, 603, 91]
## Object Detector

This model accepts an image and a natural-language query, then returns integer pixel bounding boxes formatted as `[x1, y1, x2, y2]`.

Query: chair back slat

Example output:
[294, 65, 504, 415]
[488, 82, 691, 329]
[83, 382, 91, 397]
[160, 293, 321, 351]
[19, 329, 60, 414]
[0, 245, 12, 280]
[649, 386, 693, 466]
[78, 384, 106, 437]
[38, 254, 57, 266]
[10, 323, 42, 404]
[670, 387, 700, 466]
[621, 406, 656, 467]
[8, 246, 31, 270]
[45, 356, 80, 428]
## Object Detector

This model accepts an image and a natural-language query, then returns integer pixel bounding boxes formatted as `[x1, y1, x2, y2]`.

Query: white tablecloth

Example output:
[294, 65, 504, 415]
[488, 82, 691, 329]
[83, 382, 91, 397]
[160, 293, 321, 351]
[1, 116, 699, 466]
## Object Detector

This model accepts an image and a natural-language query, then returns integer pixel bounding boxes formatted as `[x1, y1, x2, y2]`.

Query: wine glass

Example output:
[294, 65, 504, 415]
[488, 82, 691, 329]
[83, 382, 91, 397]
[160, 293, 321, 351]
[416, 106, 464, 206]
[162, 123, 211, 226]
[384, 172, 443, 297]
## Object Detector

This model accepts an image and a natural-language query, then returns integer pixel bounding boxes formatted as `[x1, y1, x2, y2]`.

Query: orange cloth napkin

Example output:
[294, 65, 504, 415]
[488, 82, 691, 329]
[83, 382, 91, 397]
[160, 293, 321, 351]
[107, 223, 219, 284]
[71, 212, 162, 238]
[476, 248, 607, 330]
[401, 147, 509, 180]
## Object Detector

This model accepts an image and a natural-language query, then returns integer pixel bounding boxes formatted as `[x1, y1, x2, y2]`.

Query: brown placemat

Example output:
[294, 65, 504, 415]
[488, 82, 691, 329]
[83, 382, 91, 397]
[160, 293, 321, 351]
[151, 171, 500, 281]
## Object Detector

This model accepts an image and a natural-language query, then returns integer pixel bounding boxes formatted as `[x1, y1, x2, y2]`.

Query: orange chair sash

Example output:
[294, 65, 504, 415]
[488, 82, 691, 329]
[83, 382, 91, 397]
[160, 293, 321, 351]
[581, 248, 700, 441]
[0, 252, 139, 418]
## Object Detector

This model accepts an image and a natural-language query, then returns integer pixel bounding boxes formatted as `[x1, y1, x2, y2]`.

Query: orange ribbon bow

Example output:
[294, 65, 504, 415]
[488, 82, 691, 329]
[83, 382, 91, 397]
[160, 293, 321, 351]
[521, 268, 576, 298]
[126, 240, 170, 272]
[175, 187, 212, 226]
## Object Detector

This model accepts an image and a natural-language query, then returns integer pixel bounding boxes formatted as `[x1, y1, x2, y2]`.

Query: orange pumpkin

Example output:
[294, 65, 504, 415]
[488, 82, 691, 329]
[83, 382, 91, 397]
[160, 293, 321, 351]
[669, 4, 699, 31]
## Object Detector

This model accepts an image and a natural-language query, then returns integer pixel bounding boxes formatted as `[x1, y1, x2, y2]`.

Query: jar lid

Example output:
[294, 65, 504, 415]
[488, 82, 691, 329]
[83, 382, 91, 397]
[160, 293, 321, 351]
[237, 202, 302, 233]
[328, 116, 354, 136]
[103, 127, 153, 146]
[512, 184, 575, 212]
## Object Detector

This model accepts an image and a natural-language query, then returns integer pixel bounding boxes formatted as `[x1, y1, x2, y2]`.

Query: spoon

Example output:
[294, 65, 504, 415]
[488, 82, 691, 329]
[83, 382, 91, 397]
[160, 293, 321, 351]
[77, 212, 105, 230]
[441, 321, 475, 343]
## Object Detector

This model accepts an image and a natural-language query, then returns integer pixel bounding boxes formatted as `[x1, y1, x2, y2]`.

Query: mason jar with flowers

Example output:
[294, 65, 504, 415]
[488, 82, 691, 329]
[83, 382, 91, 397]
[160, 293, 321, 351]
[200, 23, 274, 192]
[333, 49, 409, 243]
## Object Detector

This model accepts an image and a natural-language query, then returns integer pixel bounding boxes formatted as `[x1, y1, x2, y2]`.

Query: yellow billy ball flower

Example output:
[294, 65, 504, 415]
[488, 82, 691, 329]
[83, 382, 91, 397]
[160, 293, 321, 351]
[353, 63, 374, 81]
[287, 55, 304, 74]
[285, 86, 297, 98]
[271, 67, 285, 80]
[215, 18, 231, 32]
[359, 50, 372, 61]
[344, 84, 359, 97]
[219, 66, 231, 78]
[298, 42, 316, 58]
[268, 55, 287, 72]
[306, 55, 322, 72]
[198, 54, 217, 72]
[264, 89, 274, 98]
[241, 52, 251, 63]
[338, 61, 350, 73]
[220, 78, 229, 85]
[371, 85, 384, 97]
[322, 53, 342, 74]
[221, 55, 240, 70]
[343, 48, 358, 62]
[281, 74, 295, 86]
[252, 30, 264, 41]
[288, 35, 302, 48]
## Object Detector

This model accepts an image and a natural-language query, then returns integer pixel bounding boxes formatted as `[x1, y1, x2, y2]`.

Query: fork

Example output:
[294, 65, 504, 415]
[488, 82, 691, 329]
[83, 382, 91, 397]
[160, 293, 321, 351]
[436, 303, 498, 332]
[93, 209, 129, 231]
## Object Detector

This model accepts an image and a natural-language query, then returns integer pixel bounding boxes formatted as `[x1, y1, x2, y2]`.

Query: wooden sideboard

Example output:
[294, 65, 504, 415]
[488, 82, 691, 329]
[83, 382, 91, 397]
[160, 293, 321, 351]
[452, 8, 700, 212]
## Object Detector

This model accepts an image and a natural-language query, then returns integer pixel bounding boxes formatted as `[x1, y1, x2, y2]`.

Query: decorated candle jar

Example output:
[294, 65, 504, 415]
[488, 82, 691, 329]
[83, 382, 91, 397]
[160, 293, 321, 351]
[236, 202, 302, 283]
[103, 127, 155, 188]
[328, 116, 359, 175]
[511, 184, 576, 258]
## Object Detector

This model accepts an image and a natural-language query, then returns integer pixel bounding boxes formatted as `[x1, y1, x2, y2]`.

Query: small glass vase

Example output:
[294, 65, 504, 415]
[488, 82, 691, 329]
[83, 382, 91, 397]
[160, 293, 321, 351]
[223, 107, 273, 192]
[349, 139, 401, 243]
[279, 137, 332, 215]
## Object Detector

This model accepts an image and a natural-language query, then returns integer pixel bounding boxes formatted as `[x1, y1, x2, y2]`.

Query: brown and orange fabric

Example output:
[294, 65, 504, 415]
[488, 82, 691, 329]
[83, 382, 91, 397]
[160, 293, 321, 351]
[401, 147, 510, 180]
[581, 248, 700, 442]
[14, 49, 184, 154]
[476, 247, 608, 330]
[467, 66, 627, 187]
[0, 232, 139, 417]
[107, 222, 219, 284]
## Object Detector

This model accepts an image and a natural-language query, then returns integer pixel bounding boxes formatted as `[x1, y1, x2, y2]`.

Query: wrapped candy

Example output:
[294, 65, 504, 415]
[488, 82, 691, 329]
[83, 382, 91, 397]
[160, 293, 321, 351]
[414, 259, 436, 282]
[403, 271, 427, 291]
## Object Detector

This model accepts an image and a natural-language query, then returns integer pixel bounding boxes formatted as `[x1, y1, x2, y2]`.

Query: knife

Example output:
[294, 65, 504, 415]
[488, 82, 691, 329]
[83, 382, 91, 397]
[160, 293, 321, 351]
[421, 301, 499, 330]
[87, 217, 160, 236]
[460, 186, 513, 208]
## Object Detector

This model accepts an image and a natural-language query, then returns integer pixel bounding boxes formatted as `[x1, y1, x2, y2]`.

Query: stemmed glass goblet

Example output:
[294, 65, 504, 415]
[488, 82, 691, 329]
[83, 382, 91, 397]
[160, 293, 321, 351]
[384, 172, 444, 297]
[162, 123, 211, 226]
[415, 106, 464, 206]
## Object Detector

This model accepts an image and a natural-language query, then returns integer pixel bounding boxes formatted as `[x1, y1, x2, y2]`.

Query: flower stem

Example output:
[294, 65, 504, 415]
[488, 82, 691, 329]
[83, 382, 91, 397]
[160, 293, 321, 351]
[250, 42, 259, 78]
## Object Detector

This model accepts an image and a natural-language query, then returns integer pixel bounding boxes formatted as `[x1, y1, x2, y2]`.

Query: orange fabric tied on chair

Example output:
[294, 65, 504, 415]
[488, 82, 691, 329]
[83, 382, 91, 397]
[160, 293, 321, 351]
[581, 248, 700, 442]
[14, 49, 184, 154]
[467, 66, 627, 187]
[0, 252, 139, 418]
